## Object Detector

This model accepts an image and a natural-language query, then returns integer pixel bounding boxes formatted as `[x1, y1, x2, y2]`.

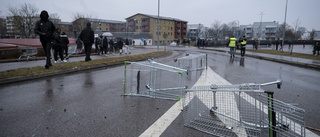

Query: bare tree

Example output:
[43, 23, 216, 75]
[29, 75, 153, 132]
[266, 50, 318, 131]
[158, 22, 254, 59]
[228, 21, 238, 37]
[220, 23, 231, 39]
[49, 13, 61, 24]
[72, 12, 92, 37]
[0, 10, 6, 38]
[276, 22, 292, 40]
[209, 20, 223, 40]
[308, 29, 316, 41]
[7, 3, 39, 38]
[292, 18, 306, 40]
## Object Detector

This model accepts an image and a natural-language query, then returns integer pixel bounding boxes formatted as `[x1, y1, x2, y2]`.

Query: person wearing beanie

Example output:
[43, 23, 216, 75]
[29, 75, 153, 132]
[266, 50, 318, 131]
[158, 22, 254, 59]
[34, 10, 56, 69]
[79, 22, 94, 61]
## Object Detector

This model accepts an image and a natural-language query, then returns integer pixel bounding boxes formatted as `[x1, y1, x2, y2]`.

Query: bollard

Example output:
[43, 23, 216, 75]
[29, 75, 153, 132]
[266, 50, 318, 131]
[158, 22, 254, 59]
[123, 61, 128, 95]
[265, 91, 276, 137]
[137, 70, 140, 94]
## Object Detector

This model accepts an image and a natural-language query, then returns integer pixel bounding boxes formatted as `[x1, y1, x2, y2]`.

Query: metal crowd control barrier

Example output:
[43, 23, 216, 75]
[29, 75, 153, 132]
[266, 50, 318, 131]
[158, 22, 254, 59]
[123, 59, 187, 101]
[18, 46, 38, 61]
[174, 53, 207, 73]
[68, 45, 77, 56]
[183, 80, 305, 137]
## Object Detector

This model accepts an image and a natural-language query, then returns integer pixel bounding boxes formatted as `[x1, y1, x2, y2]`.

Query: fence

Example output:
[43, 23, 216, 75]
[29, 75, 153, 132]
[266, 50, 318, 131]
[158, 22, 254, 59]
[18, 46, 38, 61]
[174, 53, 207, 73]
[123, 59, 187, 101]
[67, 44, 77, 56]
[183, 81, 305, 137]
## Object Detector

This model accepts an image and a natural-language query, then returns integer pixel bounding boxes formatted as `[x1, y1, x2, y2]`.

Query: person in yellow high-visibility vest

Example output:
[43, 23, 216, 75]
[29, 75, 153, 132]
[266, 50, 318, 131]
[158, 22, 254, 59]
[228, 35, 237, 58]
[239, 36, 247, 57]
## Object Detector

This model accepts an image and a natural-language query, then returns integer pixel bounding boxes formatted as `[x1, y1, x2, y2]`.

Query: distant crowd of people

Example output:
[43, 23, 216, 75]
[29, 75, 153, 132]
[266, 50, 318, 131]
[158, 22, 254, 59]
[34, 10, 132, 69]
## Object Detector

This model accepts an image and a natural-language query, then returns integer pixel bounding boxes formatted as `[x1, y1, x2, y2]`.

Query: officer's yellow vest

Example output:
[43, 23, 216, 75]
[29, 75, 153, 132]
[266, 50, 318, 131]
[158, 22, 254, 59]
[241, 39, 247, 45]
[229, 37, 236, 47]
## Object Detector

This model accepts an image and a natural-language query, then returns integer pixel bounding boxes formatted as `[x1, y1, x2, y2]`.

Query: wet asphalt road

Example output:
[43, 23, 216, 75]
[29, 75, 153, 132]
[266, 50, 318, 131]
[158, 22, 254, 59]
[0, 46, 319, 136]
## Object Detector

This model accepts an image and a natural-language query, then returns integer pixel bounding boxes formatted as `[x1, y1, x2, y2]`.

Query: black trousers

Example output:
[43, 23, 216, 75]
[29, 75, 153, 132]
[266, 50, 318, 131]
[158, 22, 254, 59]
[53, 46, 64, 61]
[63, 45, 68, 57]
[240, 47, 246, 56]
[84, 43, 92, 61]
[41, 41, 52, 66]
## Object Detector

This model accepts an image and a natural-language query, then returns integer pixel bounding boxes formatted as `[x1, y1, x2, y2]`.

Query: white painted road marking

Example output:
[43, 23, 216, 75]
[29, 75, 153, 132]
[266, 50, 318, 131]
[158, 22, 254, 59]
[140, 68, 318, 137]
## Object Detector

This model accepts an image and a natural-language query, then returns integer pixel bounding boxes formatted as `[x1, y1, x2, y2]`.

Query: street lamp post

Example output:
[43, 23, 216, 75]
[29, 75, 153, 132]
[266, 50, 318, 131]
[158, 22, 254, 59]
[282, 0, 288, 52]
[235, 20, 239, 38]
[259, 12, 265, 47]
[157, 0, 160, 51]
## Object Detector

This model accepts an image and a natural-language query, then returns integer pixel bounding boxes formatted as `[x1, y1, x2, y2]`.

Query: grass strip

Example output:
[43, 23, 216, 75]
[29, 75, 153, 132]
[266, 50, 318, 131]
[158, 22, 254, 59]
[0, 51, 168, 80]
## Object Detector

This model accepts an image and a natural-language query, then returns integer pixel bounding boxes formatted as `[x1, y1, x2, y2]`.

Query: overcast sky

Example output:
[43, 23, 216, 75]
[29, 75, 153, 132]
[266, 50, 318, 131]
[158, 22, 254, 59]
[1, 0, 319, 30]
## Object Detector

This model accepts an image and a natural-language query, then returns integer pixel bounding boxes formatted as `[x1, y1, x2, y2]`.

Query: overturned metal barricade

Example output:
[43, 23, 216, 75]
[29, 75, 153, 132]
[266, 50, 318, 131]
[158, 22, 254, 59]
[123, 59, 187, 100]
[174, 53, 207, 72]
[183, 81, 305, 137]
[18, 46, 38, 61]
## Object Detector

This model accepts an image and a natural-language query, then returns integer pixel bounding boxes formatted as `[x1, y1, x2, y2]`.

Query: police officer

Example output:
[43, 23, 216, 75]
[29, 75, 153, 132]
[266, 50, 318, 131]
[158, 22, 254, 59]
[228, 35, 237, 58]
[240, 36, 247, 57]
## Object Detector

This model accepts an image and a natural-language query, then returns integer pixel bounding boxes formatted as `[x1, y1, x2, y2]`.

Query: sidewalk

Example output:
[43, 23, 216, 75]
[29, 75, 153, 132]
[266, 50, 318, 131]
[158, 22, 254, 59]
[206, 44, 320, 70]
[1, 44, 319, 72]
[0, 46, 155, 72]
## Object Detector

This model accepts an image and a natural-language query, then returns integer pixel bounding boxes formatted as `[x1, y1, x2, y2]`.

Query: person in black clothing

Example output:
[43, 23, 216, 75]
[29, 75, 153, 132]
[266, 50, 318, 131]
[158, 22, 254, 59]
[275, 38, 279, 50]
[102, 36, 108, 55]
[34, 10, 56, 69]
[76, 38, 83, 54]
[118, 39, 124, 54]
[60, 32, 69, 59]
[109, 39, 114, 54]
[97, 36, 104, 55]
[125, 39, 129, 46]
[52, 28, 65, 63]
[313, 41, 320, 56]
[79, 22, 94, 61]
[94, 37, 101, 54]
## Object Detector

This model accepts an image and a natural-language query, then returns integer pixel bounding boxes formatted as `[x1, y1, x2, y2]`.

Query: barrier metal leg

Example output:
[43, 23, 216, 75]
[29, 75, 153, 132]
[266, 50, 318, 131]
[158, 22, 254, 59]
[137, 70, 140, 94]
[123, 61, 127, 95]
[265, 91, 276, 137]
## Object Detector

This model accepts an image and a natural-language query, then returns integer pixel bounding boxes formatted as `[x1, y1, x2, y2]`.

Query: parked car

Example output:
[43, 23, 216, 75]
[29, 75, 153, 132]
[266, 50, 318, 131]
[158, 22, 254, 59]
[169, 42, 177, 46]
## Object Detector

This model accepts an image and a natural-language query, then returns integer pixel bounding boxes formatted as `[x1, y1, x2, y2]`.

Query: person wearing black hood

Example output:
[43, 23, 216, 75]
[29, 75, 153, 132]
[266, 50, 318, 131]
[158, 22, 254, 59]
[60, 32, 69, 59]
[79, 22, 94, 61]
[34, 10, 56, 69]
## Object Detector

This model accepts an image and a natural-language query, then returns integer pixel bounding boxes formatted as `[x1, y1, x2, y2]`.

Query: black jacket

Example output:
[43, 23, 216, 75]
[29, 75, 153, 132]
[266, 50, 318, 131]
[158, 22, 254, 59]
[79, 27, 94, 44]
[103, 37, 108, 47]
[118, 40, 124, 49]
[60, 34, 69, 46]
[34, 20, 55, 43]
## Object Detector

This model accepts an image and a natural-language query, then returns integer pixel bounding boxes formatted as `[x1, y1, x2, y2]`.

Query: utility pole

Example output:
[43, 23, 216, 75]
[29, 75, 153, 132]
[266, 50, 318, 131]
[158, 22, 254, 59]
[259, 12, 265, 47]
[282, 0, 288, 52]
[157, 0, 160, 51]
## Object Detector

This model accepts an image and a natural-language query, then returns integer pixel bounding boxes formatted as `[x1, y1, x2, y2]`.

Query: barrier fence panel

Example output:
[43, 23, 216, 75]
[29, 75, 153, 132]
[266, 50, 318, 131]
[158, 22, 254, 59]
[123, 60, 187, 101]
[175, 53, 207, 72]
[18, 46, 38, 61]
[183, 83, 305, 137]
[259, 93, 305, 137]
[68, 45, 77, 56]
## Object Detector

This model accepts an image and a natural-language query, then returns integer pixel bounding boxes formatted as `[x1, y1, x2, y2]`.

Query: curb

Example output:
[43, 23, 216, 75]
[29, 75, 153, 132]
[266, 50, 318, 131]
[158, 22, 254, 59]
[208, 49, 320, 70]
[0, 51, 172, 85]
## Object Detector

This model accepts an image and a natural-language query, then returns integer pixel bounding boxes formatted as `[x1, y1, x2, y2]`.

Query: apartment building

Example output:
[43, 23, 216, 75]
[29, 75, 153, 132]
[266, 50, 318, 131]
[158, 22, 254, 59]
[242, 21, 279, 40]
[4, 15, 61, 38]
[187, 24, 209, 41]
[0, 18, 5, 38]
[125, 13, 187, 45]
[55, 22, 73, 37]
[72, 18, 126, 35]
